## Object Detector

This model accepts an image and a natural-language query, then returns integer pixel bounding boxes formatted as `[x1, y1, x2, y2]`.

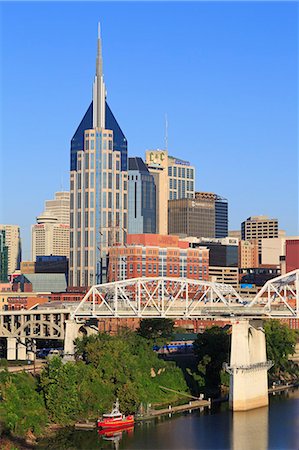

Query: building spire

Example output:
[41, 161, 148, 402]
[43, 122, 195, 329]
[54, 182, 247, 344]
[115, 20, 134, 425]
[93, 22, 106, 128]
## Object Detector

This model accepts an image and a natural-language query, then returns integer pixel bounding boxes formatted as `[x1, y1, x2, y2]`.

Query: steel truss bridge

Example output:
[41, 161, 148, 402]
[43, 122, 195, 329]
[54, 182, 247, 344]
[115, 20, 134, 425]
[0, 270, 298, 340]
[71, 269, 299, 320]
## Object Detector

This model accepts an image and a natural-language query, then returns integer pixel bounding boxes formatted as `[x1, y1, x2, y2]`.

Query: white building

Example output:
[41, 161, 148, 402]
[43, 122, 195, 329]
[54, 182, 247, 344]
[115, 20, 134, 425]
[44, 191, 70, 225]
[31, 213, 70, 261]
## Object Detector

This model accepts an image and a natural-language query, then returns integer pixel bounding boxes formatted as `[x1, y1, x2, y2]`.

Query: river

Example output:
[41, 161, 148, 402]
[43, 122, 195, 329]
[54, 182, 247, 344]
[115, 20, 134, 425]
[37, 389, 299, 450]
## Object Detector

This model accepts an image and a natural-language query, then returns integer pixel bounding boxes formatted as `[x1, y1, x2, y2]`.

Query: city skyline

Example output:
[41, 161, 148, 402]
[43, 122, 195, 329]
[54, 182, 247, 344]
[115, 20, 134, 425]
[1, 2, 297, 259]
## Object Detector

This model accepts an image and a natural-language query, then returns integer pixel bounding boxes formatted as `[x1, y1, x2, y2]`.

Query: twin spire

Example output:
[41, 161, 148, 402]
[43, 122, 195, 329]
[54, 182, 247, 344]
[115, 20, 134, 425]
[93, 22, 106, 129]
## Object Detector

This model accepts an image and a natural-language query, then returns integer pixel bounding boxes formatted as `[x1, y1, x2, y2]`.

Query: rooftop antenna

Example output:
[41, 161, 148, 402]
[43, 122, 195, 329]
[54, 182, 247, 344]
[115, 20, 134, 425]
[165, 113, 168, 151]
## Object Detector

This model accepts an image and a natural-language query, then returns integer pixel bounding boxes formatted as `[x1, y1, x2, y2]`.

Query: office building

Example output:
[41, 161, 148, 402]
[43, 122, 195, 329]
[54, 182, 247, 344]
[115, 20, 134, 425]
[182, 236, 239, 287]
[239, 240, 259, 269]
[70, 24, 128, 287]
[0, 230, 8, 282]
[241, 216, 279, 263]
[128, 157, 156, 234]
[108, 234, 209, 282]
[183, 236, 239, 267]
[209, 266, 239, 288]
[145, 150, 195, 234]
[168, 192, 228, 239]
[215, 196, 228, 238]
[168, 193, 214, 238]
[44, 191, 70, 225]
[0, 225, 21, 276]
[32, 212, 70, 261]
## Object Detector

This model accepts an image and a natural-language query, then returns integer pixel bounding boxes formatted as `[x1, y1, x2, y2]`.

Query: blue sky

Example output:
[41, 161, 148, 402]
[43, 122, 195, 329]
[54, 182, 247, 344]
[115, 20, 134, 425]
[0, 1, 298, 259]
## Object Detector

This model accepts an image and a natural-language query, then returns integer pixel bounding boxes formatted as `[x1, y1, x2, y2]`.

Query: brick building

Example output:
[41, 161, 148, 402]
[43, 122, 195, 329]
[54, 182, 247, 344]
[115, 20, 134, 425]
[108, 234, 209, 282]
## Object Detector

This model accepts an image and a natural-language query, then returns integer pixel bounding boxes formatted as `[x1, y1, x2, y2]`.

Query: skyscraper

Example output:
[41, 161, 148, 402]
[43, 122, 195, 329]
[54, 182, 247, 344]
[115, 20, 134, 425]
[70, 24, 128, 287]
[128, 157, 156, 234]
[145, 149, 195, 234]
[0, 225, 21, 276]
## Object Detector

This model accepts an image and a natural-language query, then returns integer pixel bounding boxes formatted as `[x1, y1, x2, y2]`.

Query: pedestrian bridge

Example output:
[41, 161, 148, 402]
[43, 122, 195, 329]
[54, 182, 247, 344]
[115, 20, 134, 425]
[1, 269, 298, 412]
[71, 269, 299, 320]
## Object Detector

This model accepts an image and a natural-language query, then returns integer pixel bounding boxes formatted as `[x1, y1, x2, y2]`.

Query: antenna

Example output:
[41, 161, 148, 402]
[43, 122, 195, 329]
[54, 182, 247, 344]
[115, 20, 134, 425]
[165, 113, 168, 151]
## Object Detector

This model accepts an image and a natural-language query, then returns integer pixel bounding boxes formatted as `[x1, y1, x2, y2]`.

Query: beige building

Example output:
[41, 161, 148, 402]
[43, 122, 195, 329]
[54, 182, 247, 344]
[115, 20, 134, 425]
[239, 240, 259, 268]
[44, 191, 70, 225]
[241, 216, 280, 263]
[261, 235, 299, 267]
[229, 230, 241, 240]
[32, 213, 70, 261]
[0, 225, 21, 275]
[145, 149, 195, 235]
[209, 266, 239, 288]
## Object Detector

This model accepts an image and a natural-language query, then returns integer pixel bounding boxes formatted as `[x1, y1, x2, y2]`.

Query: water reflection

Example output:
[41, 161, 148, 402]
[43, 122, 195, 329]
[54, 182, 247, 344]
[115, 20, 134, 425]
[98, 426, 134, 450]
[232, 407, 268, 450]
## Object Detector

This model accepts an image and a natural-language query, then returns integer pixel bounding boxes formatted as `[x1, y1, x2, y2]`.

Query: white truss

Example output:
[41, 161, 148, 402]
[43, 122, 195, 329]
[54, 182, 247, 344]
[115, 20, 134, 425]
[71, 276, 251, 320]
[248, 269, 299, 317]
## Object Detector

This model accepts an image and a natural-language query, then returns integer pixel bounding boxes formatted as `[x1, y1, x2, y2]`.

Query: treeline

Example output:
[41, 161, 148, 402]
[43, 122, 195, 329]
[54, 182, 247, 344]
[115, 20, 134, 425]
[0, 327, 187, 438]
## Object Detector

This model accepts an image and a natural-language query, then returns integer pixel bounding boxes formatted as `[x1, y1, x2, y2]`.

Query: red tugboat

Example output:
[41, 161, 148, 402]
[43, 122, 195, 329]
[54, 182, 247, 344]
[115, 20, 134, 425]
[97, 399, 134, 430]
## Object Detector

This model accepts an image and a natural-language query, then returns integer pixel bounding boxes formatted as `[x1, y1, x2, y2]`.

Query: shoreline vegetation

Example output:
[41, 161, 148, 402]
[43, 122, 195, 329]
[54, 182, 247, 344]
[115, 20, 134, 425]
[0, 320, 298, 449]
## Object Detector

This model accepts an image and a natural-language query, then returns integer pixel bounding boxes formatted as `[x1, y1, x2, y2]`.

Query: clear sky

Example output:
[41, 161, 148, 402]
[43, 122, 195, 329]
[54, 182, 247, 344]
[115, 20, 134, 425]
[0, 1, 298, 259]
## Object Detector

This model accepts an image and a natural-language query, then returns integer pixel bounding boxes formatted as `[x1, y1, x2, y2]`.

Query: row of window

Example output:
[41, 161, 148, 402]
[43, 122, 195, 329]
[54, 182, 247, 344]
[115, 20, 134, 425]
[168, 167, 194, 179]
[169, 178, 194, 191]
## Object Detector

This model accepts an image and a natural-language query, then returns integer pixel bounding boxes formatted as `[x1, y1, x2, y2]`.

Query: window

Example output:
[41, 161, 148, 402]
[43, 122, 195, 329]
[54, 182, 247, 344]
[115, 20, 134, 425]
[90, 153, 94, 169]
[108, 192, 112, 208]
[108, 153, 112, 169]
[90, 172, 94, 188]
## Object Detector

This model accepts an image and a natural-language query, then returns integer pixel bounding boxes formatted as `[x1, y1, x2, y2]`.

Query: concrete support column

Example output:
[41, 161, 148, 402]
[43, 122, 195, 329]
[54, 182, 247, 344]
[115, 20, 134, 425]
[17, 337, 27, 360]
[7, 337, 17, 360]
[228, 319, 271, 411]
[63, 319, 79, 361]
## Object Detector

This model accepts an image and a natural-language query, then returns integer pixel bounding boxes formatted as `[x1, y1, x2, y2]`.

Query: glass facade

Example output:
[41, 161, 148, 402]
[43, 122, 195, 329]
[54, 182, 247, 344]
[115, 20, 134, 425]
[70, 101, 127, 172]
[215, 198, 228, 238]
[128, 157, 156, 234]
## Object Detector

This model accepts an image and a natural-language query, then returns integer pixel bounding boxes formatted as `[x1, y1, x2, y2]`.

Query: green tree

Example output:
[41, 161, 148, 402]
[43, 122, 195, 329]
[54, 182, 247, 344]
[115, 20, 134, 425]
[193, 326, 230, 388]
[137, 318, 174, 343]
[0, 371, 47, 437]
[264, 320, 297, 374]
[40, 357, 82, 424]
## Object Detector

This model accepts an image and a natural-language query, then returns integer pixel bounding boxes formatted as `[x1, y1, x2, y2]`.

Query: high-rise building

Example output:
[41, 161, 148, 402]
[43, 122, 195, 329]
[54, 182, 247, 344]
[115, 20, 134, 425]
[0, 230, 8, 282]
[241, 216, 279, 264]
[145, 150, 195, 234]
[0, 225, 21, 276]
[128, 157, 156, 234]
[215, 196, 228, 238]
[44, 191, 70, 225]
[168, 192, 228, 239]
[70, 24, 128, 287]
[32, 213, 70, 261]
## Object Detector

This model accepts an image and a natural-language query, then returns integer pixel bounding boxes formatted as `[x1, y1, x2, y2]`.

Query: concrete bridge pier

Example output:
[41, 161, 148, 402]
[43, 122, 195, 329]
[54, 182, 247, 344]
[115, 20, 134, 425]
[63, 319, 98, 361]
[227, 319, 272, 411]
[17, 337, 27, 360]
[7, 337, 17, 360]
